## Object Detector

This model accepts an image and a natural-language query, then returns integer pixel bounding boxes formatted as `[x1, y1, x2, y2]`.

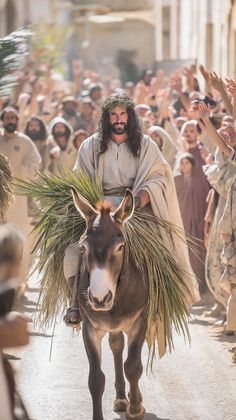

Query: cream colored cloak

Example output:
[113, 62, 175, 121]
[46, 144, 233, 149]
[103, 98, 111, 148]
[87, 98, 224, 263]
[74, 134, 200, 355]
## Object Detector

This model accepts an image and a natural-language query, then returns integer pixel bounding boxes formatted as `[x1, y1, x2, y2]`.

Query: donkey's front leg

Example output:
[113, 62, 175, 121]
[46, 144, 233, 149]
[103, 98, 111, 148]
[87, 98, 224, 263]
[124, 316, 146, 420]
[82, 320, 106, 420]
[109, 331, 128, 412]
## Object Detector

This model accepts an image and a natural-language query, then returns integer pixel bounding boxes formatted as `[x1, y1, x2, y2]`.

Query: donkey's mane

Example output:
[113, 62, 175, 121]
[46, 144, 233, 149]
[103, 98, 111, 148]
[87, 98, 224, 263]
[95, 200, 115, 214]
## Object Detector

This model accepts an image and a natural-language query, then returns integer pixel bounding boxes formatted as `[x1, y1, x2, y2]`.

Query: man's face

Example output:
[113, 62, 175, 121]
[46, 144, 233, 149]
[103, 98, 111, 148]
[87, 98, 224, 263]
[53, 122, 68, 150]
[109, 106, 128, 135]
[90, 87, 102, 101]
[183, 124, 198, 144]
[81, 103, 93, 117]
[27, 119, 41, 140]
[63, 101, 76, 115]
[2, 111, 18, 133]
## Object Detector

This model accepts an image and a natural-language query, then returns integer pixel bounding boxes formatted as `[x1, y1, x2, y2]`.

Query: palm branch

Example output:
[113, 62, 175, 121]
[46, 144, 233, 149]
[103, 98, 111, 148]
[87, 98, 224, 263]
[0, 154, 13, 220]
[15, 170, 196, 361]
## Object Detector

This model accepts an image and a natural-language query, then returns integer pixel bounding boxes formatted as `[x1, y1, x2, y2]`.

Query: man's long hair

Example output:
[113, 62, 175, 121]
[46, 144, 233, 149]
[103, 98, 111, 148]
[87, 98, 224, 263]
[98, 93, 143, 156]
[25, 116, 47, 141]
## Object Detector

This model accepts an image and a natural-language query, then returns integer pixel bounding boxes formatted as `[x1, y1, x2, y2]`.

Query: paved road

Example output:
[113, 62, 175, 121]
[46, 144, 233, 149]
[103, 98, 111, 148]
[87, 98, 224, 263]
[10, 273, 236, 420]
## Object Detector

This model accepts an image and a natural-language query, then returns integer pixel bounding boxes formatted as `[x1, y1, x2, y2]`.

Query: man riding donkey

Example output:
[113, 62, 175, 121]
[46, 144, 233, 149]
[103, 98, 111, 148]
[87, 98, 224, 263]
[17, 92, 200, 419]
[63, 92, 200, 357]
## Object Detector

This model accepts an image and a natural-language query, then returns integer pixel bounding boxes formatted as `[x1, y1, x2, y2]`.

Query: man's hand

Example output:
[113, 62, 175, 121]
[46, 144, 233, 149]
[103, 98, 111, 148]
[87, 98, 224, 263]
[170, 73, 182, 94]
[198, 101, 211, 120]
[0, 312, 29, 349]
[223, 124, 236, 146]
[225, 78, 236, 98]
[199, 144, 210, 161]
[135, 190, 150, 209]
[50, 145, 61, 159]
[209, 71, 225, 92]
[199, 64, 210, 81]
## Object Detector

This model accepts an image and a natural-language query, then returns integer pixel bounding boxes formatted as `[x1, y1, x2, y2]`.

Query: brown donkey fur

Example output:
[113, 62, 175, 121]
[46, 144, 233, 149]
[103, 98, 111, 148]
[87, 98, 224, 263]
[71, 188, 148, 420]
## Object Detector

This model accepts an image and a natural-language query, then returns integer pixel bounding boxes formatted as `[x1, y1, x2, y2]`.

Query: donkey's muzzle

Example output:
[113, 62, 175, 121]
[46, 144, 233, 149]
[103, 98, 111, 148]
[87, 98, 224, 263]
[88, 289, 113, 311]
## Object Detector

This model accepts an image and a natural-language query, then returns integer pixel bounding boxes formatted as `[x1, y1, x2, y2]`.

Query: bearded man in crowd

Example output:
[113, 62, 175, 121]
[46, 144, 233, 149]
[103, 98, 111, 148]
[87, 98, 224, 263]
[25, 116, 50, 170]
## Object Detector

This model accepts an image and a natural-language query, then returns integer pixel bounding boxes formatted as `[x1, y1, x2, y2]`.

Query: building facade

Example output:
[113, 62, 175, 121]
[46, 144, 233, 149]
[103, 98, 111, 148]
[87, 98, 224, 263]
[154, 0, 236, 78]
[1, 0, 236, 80]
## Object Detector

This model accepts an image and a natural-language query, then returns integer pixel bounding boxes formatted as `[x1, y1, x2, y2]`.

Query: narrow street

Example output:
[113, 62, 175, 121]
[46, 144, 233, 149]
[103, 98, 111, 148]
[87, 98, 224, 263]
[9, 272, 236, 420]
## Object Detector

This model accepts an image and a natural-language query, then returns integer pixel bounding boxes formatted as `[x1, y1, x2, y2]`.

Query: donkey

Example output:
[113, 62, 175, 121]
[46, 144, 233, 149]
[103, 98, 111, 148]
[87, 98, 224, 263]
[71, 187, 149, 420]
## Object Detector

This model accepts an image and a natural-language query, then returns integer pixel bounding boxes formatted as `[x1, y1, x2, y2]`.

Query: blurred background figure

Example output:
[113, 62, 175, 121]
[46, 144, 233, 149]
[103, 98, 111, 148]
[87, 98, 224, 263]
[148, 125, 177, 168]
[47, 116, 76, 174]
[0, 107, 41, 292]
[72, 129, 88, 151]
[0, 224, 29, 420]
[174, 152, 209, 294]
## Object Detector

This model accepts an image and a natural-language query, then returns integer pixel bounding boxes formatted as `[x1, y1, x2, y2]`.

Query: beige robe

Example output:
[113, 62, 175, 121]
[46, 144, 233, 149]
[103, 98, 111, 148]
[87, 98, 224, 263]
[219, 171, 236, 330]
[0, 131, 41, 285]
[45, 135, 77, 174]
[74, 134, 200, 355]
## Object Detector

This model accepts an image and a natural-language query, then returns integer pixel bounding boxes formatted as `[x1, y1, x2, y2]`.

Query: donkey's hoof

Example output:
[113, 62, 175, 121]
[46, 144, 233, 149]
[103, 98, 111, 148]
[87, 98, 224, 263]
[128, 391, 142, 403]
[113, 398, 129, 412]
[126, 405, 145, 420]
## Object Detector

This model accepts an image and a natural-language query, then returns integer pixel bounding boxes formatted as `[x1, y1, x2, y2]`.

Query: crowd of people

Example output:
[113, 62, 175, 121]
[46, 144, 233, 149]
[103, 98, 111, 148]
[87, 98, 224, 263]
[1, 55, 236, 417]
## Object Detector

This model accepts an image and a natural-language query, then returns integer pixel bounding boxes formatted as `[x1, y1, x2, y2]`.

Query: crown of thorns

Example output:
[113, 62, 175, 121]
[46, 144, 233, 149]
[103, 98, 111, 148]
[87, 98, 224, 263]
[102, 95, 135, 111]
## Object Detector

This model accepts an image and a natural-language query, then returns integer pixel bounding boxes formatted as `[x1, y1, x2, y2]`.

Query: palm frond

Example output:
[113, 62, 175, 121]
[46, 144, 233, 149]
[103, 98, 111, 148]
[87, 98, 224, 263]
[15, 170, 194, 358]
[0, 153, 13, 219]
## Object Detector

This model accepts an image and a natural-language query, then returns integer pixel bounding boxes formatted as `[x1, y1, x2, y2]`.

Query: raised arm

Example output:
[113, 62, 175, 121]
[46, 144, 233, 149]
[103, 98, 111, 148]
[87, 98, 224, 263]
[225, 78, 236, 123]
[199, 64, 212, 96]
[209, 71, 233, 116]
[198, 101, 232, 156]
[170, 73, 189, 111]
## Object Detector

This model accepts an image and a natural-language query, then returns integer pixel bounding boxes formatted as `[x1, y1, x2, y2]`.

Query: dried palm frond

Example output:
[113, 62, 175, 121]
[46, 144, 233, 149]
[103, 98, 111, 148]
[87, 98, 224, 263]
[14, 170, 103, 326]
[125, 212, 193, 363]
[0, 154, 13, 220]
[15, 170, 195, 359]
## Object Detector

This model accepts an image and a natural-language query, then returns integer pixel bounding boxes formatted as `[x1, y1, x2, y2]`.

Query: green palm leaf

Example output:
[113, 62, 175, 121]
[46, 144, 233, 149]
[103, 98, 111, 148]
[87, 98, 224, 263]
[15, 170, 195, 363]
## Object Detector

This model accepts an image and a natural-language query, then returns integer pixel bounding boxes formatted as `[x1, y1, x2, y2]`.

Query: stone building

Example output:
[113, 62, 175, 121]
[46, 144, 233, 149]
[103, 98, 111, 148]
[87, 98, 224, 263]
[1, 0, 236, 81]
[155, 0, 236, 78]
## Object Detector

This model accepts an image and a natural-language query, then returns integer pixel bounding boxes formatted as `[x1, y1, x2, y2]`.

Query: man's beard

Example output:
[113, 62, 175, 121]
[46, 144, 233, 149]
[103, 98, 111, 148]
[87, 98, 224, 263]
[54, 132, 67, 138]
[53, 132, 68, 150]
[4, 123, 17, 133]
[110, 122, 128, 135]
[28, 130, 45, 141]
[64, 109, 76, 117]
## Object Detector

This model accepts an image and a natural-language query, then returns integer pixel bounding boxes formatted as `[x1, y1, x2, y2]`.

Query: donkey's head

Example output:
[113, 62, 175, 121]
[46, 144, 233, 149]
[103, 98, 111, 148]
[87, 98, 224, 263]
[71, 188, 134, 312]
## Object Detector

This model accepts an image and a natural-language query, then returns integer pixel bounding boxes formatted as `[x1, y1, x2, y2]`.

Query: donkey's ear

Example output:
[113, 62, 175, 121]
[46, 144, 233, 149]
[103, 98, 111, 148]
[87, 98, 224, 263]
[71, 187, 98, 221]
[112, 189, 134, 225]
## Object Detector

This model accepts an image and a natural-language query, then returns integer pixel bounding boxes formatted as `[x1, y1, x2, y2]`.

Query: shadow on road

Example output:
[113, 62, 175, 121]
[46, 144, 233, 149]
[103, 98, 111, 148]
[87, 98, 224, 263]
[190, 303, 236, 348]
[29, 331, 53, 338]
[190, 318, 212, 326]
[114, 412, 169, 420]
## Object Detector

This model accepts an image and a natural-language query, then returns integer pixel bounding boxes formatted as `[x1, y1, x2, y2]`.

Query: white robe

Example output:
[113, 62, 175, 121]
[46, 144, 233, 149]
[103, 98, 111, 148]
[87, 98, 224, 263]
[73, 134, 200, 355]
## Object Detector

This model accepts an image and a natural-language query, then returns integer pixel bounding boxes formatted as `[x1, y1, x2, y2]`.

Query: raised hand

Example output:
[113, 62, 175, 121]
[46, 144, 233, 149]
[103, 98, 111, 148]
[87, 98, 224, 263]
[198, 101, 211, 120]
[170, 73, 182, 93]
[224, 124, 236, 145]
[183, 66, 195, 91]
[199, 144, 210, 161]
[225, 78, 236, 97]
[199, 64, 210, 81]
[209, 71, 225, 92]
